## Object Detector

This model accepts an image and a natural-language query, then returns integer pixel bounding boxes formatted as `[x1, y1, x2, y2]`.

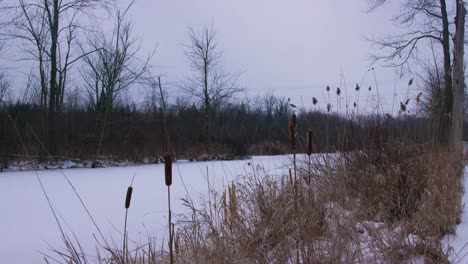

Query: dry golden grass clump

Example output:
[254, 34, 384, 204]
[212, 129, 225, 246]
[52, 138, 463, 264]
[170, 140, 463, 263]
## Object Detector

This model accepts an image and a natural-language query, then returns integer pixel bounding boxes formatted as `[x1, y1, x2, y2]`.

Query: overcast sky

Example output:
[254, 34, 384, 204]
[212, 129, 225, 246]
[118, 0, 418, 114]
[4, 0, 428, 115]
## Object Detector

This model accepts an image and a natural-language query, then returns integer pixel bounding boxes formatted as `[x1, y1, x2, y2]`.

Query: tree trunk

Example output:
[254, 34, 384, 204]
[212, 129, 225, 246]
[204, 64, 211, 146]
[439, 0, 454, 145]
[450, 1, 466, 154]
[47, 0, 59, 157]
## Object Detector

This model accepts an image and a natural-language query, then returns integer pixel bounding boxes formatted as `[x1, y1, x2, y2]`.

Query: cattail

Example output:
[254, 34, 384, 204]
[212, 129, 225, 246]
[327, 104, 331, 112]
[400, 102, 407, 112]
[326, 85, 330, 92]
[416, 92, 422, 103]
[353, 102, 357, 108]
[368, 86, 372, 91]
[405, 98, 410, 105]
[289, 114, 296, 150]
[336, 87, 341, 96]
[164, 152, 172, 186]
[408, 78, 413, 86]
[355, 84, 360, 91]
[306, 129, 312, 156]
[125, 186, 133, 209]
[312, 97, 318, 105]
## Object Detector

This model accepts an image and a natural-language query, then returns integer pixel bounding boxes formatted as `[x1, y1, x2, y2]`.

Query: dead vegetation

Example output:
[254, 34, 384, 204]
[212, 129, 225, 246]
[164, 140, 463, 263]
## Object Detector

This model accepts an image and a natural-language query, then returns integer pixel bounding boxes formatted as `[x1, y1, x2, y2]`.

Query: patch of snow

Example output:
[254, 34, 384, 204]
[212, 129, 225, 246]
[0, 155, 290, 263]
[444, 166, 468, 263]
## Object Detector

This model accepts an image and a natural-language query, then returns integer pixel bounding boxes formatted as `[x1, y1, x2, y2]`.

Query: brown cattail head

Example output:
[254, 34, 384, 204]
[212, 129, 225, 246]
[289, 113, 296, 150]
[336, 87, 341, 96]
[416, 92, 422, 103]
[125, 186, 133, 209]
[306, 129, 312, 156]
[164, 152, 172, 186]
[312, 97, 318, 105]
[400, 102, 407, 112]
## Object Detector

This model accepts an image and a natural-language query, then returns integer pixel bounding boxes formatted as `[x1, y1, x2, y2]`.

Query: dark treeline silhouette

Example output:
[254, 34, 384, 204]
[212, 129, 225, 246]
[2, 96, 467, 169]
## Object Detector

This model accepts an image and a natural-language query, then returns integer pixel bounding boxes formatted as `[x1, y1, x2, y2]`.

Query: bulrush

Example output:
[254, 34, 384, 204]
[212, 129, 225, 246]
[123, 185, 134, 263]
[307, 129, 312, 156]
[289, 113, 297, 150]
[164, 151, 174, 264]
[307, 130, 313, 184]
[164, 152, 172, 186]
[125, 186, 133, 209]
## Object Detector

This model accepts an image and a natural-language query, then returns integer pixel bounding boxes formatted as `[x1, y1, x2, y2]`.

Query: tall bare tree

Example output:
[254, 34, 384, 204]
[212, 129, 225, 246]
[368, 0, 466, 150]
[182, 25, 242, 145]
[450, 1, 466, 153]
[80, 2, 152, 165]
[1, 0, 111, 156]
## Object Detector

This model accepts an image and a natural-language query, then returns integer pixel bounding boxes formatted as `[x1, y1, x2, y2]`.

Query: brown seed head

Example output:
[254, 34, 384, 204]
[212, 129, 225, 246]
[164, 152, 172, 186]
[125, 186, 133, 209]
[400, 102, 407, 112]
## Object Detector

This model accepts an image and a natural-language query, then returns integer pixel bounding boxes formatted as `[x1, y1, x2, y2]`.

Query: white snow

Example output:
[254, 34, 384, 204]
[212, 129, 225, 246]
[0, 155, 290, 263]
[445, 166, 468, 263]
[2, 156, 467, 263]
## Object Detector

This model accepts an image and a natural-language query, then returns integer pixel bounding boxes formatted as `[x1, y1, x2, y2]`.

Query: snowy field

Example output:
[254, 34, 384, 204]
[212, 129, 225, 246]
[0, 155, 291, 263]
[445, 170, 468, 263]
[1, 155, 468, 263]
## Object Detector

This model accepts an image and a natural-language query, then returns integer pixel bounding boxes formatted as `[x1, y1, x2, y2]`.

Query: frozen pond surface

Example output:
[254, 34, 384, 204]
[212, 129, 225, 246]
[0, 155, 291, 263]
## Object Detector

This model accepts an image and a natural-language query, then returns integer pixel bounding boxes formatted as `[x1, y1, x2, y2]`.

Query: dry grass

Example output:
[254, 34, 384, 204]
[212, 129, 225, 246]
[49, 140, 464, 263]
[166, 140, 464, 263]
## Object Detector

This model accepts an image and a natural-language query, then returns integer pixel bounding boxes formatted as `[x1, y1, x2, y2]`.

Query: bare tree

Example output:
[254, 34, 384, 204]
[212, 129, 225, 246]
[450, 1, 466, 153]
[0, 72, 9, 105]
[0, 0, 112, 156]
[182, 25, 242, 145]
[80, 2, 152, 165]
[368, 0, 466, 149]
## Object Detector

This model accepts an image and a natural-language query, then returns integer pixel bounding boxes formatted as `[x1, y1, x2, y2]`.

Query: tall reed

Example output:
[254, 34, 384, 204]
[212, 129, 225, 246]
[164, 152, 174, 264]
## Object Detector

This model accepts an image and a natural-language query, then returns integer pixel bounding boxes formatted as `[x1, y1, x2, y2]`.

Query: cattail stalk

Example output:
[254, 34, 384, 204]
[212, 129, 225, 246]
[289, 113, 300, 264]
[307, 129, 312, 184]
[289, 113, 297, 186]
[164, 152, 174, 264]
[123, 186, 133, 264]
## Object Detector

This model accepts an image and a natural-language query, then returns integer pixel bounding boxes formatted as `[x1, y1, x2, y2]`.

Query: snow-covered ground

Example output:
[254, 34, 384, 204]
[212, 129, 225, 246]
[445, 167, 468, 263]
[0, 155, 291, 263]
[2, 156, 468, 263]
